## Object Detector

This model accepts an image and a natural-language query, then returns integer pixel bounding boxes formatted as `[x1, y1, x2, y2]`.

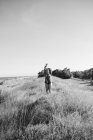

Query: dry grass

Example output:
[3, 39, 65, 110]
[0, 76, 93, 139]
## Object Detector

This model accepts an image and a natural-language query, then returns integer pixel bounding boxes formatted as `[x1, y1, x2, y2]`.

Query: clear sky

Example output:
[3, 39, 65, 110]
[0, 0, 93, 76]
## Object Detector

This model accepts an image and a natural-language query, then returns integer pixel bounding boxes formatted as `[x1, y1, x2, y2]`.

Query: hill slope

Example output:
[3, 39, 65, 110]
[0, 76, 93, 140]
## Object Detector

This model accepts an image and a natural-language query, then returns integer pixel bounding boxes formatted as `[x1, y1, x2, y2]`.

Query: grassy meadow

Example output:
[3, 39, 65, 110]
[0, 76, 93, 140]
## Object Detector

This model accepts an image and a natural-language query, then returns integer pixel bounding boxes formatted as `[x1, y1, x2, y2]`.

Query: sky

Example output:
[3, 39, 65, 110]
[0, 0, 93, 76]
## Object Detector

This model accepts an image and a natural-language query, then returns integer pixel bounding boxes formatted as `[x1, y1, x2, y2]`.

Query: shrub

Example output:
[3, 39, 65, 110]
[72, 71, 84, 79]
[38, 70, 44, 78]
[38, 68, 52, 78]
[52, 68, 72, 79]
[72, 68, 93, 80]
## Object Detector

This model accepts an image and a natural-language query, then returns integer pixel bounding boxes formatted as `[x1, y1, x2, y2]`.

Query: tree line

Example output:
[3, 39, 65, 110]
[38, 67, 93, 80]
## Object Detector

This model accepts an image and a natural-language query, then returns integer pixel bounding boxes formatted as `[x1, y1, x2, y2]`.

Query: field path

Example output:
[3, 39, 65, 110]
[37, 76, 93, 94]
[35, 77, 93, 105]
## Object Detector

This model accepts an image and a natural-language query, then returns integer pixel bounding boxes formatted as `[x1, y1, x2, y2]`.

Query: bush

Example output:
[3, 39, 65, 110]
[72, 71, 84, 79]
[52, 68, 72, 79]
[38, 68, 52, 78]
[72, 68, 93, 80]
[38, 70, 44, 78]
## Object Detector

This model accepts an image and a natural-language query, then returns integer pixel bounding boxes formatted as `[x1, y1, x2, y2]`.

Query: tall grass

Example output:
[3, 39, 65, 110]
[0, 77, 93, 139]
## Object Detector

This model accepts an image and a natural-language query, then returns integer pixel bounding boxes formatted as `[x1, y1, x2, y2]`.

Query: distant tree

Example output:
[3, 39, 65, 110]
[72, 68, 93, 80]
[52, 68, 72, 79]
[38, 70, 44, 78]
[72, 71, 84, 79]
[38, 68, 52, 78]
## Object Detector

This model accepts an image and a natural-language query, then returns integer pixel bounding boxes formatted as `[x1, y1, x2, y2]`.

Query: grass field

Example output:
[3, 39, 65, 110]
[0, 76, 93, 140]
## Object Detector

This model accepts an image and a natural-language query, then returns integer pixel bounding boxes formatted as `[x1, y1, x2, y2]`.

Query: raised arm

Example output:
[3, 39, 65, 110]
[44, 63, 48, 69]
[44, 63, 48, 76]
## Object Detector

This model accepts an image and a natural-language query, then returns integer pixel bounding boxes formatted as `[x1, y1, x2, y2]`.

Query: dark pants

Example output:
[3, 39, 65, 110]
[45, 82, 52, 93]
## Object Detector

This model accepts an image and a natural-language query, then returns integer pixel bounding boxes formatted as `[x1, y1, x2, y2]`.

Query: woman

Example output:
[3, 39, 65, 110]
[44, 64, 52, 93]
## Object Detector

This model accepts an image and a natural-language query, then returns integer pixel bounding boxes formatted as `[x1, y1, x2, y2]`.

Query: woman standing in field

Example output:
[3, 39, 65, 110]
[44, 64, 52, 93]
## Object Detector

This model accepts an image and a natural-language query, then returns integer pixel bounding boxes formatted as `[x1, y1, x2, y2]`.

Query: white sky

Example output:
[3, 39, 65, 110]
[0, 0, 93, 76]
